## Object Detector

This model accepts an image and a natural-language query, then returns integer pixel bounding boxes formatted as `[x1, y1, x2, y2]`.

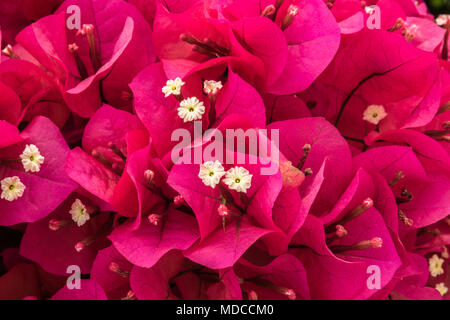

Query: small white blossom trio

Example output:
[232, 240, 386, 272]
[1, 144, 45, 202]
[198, 160, 253, 193]
[162, 77, 223, 123]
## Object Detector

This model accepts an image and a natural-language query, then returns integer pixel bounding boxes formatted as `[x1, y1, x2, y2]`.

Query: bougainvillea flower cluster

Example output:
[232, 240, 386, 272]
[0, 0, 449, 300]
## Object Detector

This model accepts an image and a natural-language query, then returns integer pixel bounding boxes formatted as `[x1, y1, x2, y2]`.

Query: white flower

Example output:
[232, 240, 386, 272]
[203, 80, 223, 95]
[429, 254, 445, 277]
[162, 77, 185, 97]
[364, 5, 376, 15]
[20, 144, 45, 172]
[435, 14, 450, 26]
[1, 176, 25, 201]
[223, 166, 253, 193]
[177, 97, 205, 122]
[363, 104, 388, 125]
[69, 199, 90, 227]
[436, 282, 448, 296]
[198, 160, 226, 188]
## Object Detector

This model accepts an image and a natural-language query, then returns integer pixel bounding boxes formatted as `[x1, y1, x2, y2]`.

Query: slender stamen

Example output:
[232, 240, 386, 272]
[108, 142, 127, 162]
[330, 237, 383, 253]
[388, 18, 405, 32]
[193, 45, 218, 58]
[148, 213, 162, 226]
[335, 225, 348, 237]
[246, 290, 258, 300]
[402, 24, 418, 42]
[111, 162, 124, 176]
[424, 129, 450, 141]
[108, 262, 130, 278]
[180, 33, 199, 45]
[442, 246, 449, 259]
[388, 170, 405, 186]
[203, 39, 229, 57]
[281, 5, 299, 30]
[2, 45, 20, 59]
[180, 33, 229, 58]
[418, 227, 440, 237]
[121, 91, 134, 101]
[445, 217, 450, 227]
[400, 188, 413, 200]
[261, 5, 276, 18]
[218, 203, 229, 232]
[74, 215, 113, 252]
[277, 287, 296, 300]
[0, 158, 22, 165]
[396, 188, 413, 204]
[326, 225, 348, 243]
[68, 43, 88, 79]
[275, 0, 284, 9]
[173, 194, 185, 207]
[79, 24, 101, 72]
[246, 276, 296, 300]
[74, 242, 86, 252]
[48, 219, 72, 231]
[442, 27, 449, 61]
[121, 291, 136, 300]
[398, 209, 413, 227]
[92, 149, 113, 168]
[297, 144, 311, 169]
[218, 204, 229, 217]
[144, 169, 155, 185]
[142, 170, 170, 201]
[327, 198, 373, 232]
